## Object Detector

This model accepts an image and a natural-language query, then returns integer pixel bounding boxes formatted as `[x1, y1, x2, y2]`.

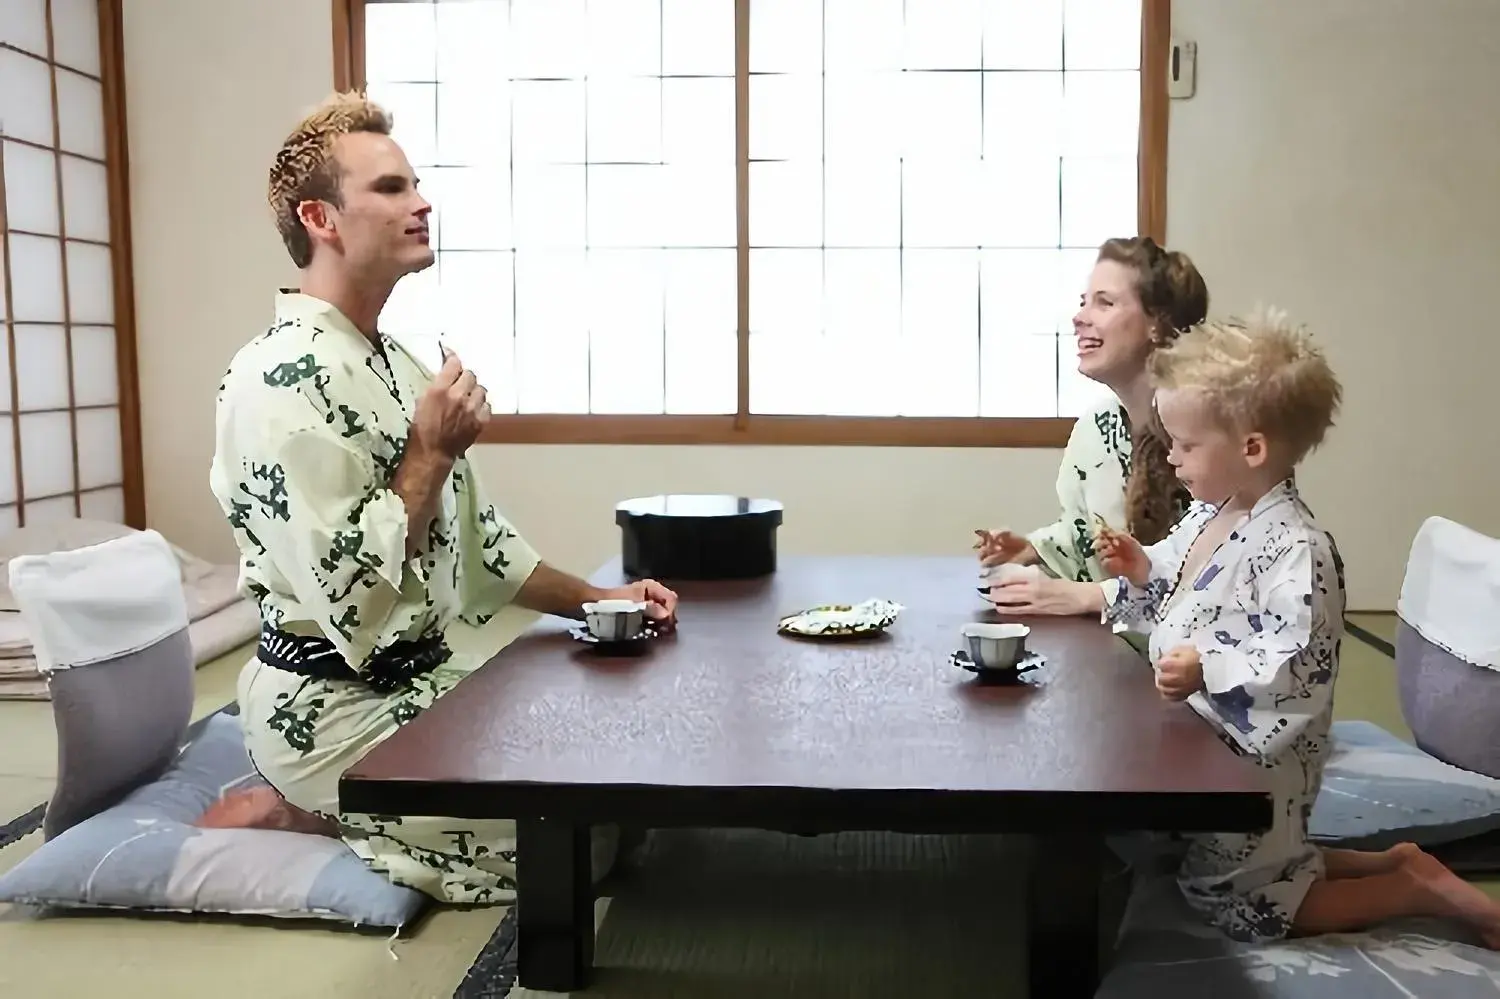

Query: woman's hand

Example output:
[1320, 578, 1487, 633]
[598, 578, 679, 629]
[1096, 527, 1151, 587]
[983, 576, 1104, 617]
[973, 529, 1038, 567]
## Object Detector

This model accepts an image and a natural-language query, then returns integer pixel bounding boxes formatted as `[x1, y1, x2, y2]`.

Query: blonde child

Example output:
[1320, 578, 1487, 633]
[1096, 309, 1500, 946]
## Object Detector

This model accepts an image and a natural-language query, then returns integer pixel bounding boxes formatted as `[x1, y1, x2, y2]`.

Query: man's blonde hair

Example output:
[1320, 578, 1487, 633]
[267, 91, 393, 268]
[1148, 308, 1343, 463]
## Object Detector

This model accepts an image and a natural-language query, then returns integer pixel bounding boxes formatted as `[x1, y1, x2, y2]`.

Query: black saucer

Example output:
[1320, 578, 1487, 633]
[948, 649, 1044, 685]
[568, 621, 665, 656]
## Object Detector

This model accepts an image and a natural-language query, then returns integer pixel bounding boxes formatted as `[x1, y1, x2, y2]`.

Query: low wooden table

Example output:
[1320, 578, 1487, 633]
[342, 555, 1272, 996]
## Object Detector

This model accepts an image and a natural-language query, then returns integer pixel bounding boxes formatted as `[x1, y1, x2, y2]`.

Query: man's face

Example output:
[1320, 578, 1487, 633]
[318, 131, 433, 278]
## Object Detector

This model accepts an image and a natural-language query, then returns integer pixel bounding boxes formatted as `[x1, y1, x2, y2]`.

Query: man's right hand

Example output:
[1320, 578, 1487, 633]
[414, 348, 490, 458]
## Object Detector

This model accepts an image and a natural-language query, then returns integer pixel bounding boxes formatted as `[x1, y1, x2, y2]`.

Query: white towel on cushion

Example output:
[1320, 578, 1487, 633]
[7, 529, 188, 672]
[1398, 516, 1500, 672]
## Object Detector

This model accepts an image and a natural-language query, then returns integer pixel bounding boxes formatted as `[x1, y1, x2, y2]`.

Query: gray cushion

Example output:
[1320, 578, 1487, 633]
[44, 627, 193, 840]
[0, 713, 428, 929]
[1098, 872, 1500, 998]
[1309, 720, 1500, 853]
[1398, 619, 1500, 780]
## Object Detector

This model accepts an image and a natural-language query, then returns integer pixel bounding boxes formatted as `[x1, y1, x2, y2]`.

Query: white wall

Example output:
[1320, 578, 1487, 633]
[121, 0, 1500, 609]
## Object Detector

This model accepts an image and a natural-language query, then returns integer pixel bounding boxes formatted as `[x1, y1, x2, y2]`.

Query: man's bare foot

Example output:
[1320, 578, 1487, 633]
[1403, 848, 1500, 948]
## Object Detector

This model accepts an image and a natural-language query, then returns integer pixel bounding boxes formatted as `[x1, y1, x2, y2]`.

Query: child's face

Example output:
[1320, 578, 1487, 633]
[1155, 388, 1261, 503]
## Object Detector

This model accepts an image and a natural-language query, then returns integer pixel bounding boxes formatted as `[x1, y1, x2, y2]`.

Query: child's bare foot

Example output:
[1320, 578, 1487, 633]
[1386, 842, 1423, 868]
[1403, 848, 1500, 948]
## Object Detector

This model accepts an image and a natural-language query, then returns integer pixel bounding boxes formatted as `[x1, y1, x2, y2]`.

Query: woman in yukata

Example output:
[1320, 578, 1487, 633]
[975, 236, 1209, 626]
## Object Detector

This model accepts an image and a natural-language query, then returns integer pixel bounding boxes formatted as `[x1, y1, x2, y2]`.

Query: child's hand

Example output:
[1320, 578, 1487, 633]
[1096, 526, 1150, 587]
[1155, 645, 1203, 700]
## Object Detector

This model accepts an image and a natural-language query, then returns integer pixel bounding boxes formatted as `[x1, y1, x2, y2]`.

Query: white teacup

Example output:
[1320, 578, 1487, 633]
[960, 622, 1031, 669]
[582, 599, 648, 642]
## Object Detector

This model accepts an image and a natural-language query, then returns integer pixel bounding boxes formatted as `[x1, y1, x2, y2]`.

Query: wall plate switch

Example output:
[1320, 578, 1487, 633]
[1168, 38, 1197, 99]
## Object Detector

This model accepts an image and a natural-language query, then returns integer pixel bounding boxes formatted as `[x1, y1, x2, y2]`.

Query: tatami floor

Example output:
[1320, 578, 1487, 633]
[0, 612, 1466, 998]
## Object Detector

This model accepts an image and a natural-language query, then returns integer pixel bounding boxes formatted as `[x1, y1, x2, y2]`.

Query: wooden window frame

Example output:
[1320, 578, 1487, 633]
[0, 0, 146, 526]
[333, 0, 1169, 449]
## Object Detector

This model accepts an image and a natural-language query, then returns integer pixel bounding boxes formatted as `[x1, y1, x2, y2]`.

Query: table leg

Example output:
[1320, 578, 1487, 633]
[1026, 832, 1104, 998]
[517, 817, 594, 992]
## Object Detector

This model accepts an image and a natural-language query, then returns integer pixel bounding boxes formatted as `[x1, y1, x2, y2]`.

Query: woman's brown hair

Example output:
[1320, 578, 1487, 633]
[1095, 236, 1209, 544]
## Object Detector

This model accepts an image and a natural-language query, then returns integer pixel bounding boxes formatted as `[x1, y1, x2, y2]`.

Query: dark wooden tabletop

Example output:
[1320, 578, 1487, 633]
[341, 555, 1272, 833]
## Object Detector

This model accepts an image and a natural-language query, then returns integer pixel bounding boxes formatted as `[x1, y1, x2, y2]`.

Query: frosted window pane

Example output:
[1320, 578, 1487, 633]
[749, 161, 820, 249]
[69, 324, 116, 406]
[60, 153, 109, 242]
[984, 0, 1063, 70]
[824, 73, 902, 160]
[426, 166, 510, 251]
[749, 75, 821, 161]
[8, 234, 63, 322]
[0, 49, 54, 146]
[13, 324, 69, 410]
[0, 0, 48, 57]
[749, 0, 821, 74]
[663, 249, 735, 415]
[380, 263, 442, 338]
[0, 327, 9, 411]
[19, 409, 72, 497]
[74, 404, 120, 490]
[1063, 70, 1140, 158]
[903, 0, 983, 71]
[658, 163, 734, 248]
[980, 334, 1059, 417]
[983, 158, 1063, 248]
[434, 1, 509, 85]
[662, 78, 734, 164]
[512, 80, 585, 165]
[1057, 330, 1102, 415]
[662, 0, 733, 76]
[587, 250, 665, 414]
[50, 0, 102, 76]
[436, 81, 510, 167]
[55, 69, 105, 160]
[365, 2, 436, 83]
[513, 249, 588, 412]
[903, 249, 979, 341]
[1061, 156, 1137, 248]
[66, 240, 113, 324]
[0, 417, 12, 503]
[981, 249, 1065, 337]
[509, 0, 587, 79]
[588, 165, 662, 248]
[436, 250, 515, 412]
[4, 140, 59, 234]
[587, 76, 660, 165]
[79, 485, 123, 523]
[824, 158, 900, 248]
[825, 0, 902, 74]
[903, 160, 985, 248]
[365, 83, 437, 168]
[1064, 0, 1142, 70]
[901, 72, 981, 161]
[984, 72, 1063, 162]
[511, 165, 585, 248]
[749, 249, 820, 335]
[23, 493, 76, 526]
[824, 249, 900, 339]
[586, 0, 659, 77]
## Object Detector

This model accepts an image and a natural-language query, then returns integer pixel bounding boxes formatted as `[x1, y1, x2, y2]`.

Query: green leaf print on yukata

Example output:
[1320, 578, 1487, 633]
[334, 404, 367, 438]
[1094, 407, 1131, 480]
[266, 680, 327, 756]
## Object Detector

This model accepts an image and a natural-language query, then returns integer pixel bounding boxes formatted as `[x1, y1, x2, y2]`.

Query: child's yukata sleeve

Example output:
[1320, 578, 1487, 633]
[1101, 505, 1209, 631]
[1187, 538, 1335, 761]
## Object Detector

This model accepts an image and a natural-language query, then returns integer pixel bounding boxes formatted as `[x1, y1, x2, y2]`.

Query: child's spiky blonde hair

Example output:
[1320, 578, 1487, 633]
[1148, 307, 1343, 463]
[267, 91, 394, 268]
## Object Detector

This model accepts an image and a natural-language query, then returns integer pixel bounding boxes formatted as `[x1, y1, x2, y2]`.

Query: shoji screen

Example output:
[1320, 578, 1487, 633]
[0, 0, 139, 530]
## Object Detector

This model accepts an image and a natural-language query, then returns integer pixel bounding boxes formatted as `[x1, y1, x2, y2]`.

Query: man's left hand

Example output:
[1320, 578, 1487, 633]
[983, 576, 1101, 616]
[601, 578, 679, 629]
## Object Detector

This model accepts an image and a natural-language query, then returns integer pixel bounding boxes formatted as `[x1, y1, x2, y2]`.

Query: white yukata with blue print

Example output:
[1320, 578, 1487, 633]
[1104, 479, 1346, 942]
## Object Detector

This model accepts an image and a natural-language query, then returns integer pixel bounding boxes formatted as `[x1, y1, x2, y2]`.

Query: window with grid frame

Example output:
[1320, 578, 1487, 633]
[0, 0, 143, 530]
[343, 0, 1164, 446]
